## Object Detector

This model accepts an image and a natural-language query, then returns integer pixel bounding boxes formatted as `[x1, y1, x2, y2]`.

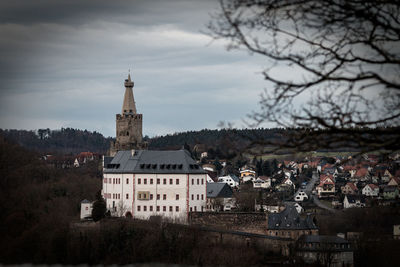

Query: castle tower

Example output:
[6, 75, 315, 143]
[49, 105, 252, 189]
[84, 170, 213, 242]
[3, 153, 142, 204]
[109, 74, 147, 156]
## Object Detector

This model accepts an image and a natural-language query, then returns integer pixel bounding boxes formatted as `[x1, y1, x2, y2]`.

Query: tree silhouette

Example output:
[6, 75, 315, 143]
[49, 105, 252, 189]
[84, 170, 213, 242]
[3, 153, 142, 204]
[208, 0, 400, 154]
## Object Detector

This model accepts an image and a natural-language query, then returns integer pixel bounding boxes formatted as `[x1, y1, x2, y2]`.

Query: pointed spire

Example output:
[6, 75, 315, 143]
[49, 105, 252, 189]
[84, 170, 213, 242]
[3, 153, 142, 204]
[122, 73, 136, 114]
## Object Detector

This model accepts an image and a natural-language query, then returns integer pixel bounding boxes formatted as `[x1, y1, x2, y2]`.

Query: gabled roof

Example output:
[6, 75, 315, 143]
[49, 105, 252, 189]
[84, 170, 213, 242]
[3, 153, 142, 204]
[365, 184, 379, 190]
[258, 175, 270, 181]
[103, 150, 206, 174]
[207, 182, 233, 198]
[267, 205, 317, 230]
[355, 168, 368, 177]
[345, 182, 358, 191]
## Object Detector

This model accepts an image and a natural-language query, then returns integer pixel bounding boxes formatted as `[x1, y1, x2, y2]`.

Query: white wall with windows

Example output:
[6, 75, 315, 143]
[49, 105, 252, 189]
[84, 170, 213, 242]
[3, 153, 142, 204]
[103, 173, 207, 222]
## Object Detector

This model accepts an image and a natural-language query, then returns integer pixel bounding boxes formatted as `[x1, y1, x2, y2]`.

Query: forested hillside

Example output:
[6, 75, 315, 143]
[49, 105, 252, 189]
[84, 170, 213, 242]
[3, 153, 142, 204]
[0, 127, 286, 155]
[0, 128, 113, 154]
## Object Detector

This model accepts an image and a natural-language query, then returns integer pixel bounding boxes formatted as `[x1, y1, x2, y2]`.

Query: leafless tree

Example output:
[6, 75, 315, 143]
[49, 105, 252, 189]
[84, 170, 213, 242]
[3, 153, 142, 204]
[209, 0, 400, 154]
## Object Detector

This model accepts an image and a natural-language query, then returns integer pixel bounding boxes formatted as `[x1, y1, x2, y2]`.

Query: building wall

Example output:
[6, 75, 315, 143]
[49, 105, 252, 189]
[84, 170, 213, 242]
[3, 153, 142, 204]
[103, 172, 206, 222]
[80, 202, 93, 219]
[267, 229, 318, 240]
[116, 113, 143, 145]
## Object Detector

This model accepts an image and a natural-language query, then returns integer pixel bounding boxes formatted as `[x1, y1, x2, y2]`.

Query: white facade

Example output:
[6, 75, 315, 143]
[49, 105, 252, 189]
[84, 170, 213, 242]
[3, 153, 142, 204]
[253, 178, 271, 189]
[242, 175, 255, 183]
[362, 184, 379, 197]
[218, 175, 239, 187]
[103, 173, 206, 223]
[294, 190, 309, 202]
[80, 200, 93, 220]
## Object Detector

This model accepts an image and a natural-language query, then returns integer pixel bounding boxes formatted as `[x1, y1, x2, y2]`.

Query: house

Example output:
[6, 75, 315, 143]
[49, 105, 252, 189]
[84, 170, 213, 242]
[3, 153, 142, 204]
[354, 167, 369, 180]
[383, 186, 399, 200]
[295, 235, 354, 267]
[316, 175, 335, 198]
[80, 199, 93, 220]
[74, 158, 80, 168]
[102, 149, 207, 222]
[242, 175, 256, 183]
[253, 176, 271, 189]
[388, 177, 400, 188]
[217, 174, 239, 188]
[239, 165, 256, 178]
[343, 195, 366, 209]
[341, 182, 358, 195]
[267, 204, 318, 240]
[294, 190, 309, 202]
[206, 182, 235, 211]
[206, 170, 218, 183]
[282, 177, 295, 189]
[362, 184, 379, 197]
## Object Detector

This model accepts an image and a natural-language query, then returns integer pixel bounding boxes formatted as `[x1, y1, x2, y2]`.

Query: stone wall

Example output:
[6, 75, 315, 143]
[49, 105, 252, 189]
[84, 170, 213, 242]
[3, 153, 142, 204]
[189, 212, 268, 234]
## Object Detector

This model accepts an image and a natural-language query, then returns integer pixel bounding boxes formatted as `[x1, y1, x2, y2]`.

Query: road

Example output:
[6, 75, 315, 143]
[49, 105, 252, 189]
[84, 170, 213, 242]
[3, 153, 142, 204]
[295, 171, 337, 213]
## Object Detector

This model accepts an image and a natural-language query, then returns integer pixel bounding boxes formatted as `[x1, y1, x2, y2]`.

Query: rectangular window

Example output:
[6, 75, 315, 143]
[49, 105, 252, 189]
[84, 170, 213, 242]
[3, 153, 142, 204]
[201, 194, 204, 200]
[176, 194, 179, 200]
[150, 194, 153, 200]
[201, 179, 204, 185]
[170, 178, 173, 185]
[169, 206, 173, 212]
[163, 194, 166, 200]
[137, 205, 141, 211]
[126, 178, 129, 184]
[104, 178, 107, 183]
[197, 179, 199, 185]
[176, 178, 179, 185]
[163, 206, 166, 212]
[194, 206, 197, 212]
[191, 194, 194, 200]
[176, 206, 179, 212]
[109, 178, 111, 183]
[150, 178, 153, 184]
[144, 206, 147, 212]
[138, 178, 141, 184]
[157, 206, 160, 212]
[197, 194, 199, 200]
[163, 178, 167, 185]
[157, 178, 160, 184]
[137, 191, 150, 200]
[126, 194, 129, 199]
[144, 178, 147, 184]
[157, 194, 160, 200]
[192, 179, 194, 185]
[190, 207, 192, 212]
[113, 178, 115, 184]
[150, 206, 153, 212]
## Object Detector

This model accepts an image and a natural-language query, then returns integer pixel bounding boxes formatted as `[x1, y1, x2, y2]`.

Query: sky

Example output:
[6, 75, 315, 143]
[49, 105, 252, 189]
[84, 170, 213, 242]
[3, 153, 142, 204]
[0, 0, 269, 138]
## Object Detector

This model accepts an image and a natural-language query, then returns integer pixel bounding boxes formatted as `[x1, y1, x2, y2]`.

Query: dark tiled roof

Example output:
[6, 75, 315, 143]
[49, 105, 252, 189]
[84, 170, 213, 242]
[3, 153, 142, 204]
[103, 150, 206, 174]
[103, 156, 113, 167]
[207, 182, 233, 198]
[268, 205, 317, 230]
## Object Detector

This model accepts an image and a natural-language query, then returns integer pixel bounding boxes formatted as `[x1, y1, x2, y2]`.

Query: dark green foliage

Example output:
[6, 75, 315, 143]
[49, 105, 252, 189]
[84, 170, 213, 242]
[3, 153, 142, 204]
[0, 128, 113, 154]
[92, 199, 106, 222]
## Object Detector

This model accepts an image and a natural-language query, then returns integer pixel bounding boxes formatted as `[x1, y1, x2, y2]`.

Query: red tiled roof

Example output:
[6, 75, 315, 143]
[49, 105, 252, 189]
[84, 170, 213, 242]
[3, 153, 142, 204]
[346, 182, 358, 191]
[367, 184, 379, 190]
[355, 168, 368, 177]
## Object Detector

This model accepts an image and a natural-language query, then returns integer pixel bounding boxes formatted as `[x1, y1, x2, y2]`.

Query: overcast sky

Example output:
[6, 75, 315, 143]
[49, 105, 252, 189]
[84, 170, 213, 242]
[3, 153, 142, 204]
[0, 0, 272, 137]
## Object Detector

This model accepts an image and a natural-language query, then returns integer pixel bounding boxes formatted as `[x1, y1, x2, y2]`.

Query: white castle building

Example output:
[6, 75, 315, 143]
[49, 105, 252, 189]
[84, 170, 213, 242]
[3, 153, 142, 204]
[102, 74, 206, 222]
